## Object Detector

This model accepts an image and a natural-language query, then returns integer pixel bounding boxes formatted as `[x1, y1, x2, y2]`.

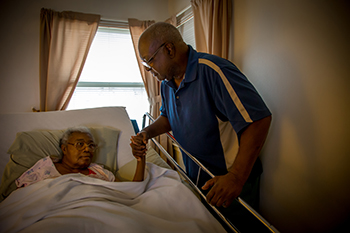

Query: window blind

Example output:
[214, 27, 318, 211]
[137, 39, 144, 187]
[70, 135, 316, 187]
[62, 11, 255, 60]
[176, 6, 196, 49]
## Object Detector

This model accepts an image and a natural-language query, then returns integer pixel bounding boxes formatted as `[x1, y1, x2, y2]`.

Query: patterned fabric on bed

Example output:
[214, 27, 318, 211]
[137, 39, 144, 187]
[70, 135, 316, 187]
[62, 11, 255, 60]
[16, 156, 115, 187]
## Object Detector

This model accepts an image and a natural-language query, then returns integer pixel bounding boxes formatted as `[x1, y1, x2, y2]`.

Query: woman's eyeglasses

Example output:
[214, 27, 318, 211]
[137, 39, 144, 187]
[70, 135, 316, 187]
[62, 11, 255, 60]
[67, 141, 97, 152]
[141, 42, 166, 69]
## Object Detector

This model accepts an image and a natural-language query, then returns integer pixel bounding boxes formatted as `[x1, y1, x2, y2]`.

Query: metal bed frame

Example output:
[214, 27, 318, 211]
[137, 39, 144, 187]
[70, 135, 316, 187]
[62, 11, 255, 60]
[143, 113, 279, 233]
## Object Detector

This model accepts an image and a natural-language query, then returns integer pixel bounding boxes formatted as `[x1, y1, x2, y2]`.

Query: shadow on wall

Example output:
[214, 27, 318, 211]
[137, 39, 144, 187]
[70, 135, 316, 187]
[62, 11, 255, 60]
[258, 44, 350, 232]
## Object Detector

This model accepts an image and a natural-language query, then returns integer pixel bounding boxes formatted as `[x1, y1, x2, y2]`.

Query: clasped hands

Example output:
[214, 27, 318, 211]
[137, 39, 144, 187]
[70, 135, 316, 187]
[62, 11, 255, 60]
[130, 131, 149, 161]
[130, 132, 243, 208]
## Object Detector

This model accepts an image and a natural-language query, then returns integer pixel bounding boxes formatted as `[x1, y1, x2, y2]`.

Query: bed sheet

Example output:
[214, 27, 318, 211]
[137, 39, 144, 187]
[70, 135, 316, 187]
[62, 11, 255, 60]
[0, 163, 226, 233]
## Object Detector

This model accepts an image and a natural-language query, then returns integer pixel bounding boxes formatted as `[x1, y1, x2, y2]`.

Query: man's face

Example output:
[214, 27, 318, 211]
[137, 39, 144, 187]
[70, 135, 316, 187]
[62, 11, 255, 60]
[139, 41, 173, 82]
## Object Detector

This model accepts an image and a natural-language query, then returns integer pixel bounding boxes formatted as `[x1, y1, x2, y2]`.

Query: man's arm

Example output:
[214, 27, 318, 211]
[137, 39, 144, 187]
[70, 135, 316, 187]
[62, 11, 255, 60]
[202, 115, 272, 207]
[130, 115, 171, 156]
[140, 115, 172, 141]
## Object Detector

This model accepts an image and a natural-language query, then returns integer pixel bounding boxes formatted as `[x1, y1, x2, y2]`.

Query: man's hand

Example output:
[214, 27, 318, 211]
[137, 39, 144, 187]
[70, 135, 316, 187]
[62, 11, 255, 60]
[202, 172, 244, 208]
[130, 131, 149, 157]
[203, 116, 271, 208]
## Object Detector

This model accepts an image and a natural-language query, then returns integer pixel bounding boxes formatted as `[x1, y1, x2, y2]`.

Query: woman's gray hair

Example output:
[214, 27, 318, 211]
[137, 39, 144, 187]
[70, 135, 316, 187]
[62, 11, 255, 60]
[60, 126, 94, 147]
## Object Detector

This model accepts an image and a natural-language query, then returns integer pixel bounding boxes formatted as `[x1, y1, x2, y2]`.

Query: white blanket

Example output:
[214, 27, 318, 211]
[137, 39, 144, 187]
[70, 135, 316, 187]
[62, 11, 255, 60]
[0, 163, 226, 233]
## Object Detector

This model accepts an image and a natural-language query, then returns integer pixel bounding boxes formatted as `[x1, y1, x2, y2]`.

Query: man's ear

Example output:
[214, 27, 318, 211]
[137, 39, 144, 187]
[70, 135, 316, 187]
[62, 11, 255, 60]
[165, 42, 176, 58]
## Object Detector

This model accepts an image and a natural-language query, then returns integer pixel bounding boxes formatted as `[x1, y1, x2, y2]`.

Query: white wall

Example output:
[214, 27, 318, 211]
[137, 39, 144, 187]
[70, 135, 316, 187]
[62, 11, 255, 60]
[232, 0, 350, 232]
[0, 0, 169, 114]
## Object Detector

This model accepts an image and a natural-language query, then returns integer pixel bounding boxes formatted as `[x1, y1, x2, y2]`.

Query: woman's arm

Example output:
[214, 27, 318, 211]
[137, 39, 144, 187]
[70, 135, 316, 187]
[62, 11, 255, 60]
[129, 115, 171, 181]
[132, 156, 146, 181]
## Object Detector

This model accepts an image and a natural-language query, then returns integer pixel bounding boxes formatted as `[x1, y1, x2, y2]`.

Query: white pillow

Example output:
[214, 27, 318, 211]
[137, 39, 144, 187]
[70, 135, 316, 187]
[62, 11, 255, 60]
[7, 127, 120, 173]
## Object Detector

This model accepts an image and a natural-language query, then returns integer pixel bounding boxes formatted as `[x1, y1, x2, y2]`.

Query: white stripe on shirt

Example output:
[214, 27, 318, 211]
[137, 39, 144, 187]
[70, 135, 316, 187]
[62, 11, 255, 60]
[198, 58, 253, 123]
[216, 117, 239, 170]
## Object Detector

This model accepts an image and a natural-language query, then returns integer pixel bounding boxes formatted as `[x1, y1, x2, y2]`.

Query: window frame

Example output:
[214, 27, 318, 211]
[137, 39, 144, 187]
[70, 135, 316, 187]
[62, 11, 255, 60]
[69, 6, 195, 114]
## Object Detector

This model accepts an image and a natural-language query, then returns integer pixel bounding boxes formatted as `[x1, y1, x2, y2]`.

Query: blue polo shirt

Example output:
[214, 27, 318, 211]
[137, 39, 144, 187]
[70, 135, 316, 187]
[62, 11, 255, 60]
[160, 46, 271, 184]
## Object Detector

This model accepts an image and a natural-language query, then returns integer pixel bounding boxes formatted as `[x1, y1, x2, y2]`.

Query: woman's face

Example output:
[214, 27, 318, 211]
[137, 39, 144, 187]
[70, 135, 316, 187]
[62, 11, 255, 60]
[61, 132, 95, 169]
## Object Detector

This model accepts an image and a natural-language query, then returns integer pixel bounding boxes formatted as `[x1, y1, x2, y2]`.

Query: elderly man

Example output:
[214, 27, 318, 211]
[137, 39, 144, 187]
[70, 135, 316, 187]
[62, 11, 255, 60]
[131, 22, 271, 225]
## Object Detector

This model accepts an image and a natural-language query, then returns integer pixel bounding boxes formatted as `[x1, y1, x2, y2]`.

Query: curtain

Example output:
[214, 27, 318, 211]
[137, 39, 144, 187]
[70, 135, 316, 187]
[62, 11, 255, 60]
[191, 0, 232, 59]
[128, 19, 157, 118]
[128, 17, 176, 162]
[39, 8, 100, 111]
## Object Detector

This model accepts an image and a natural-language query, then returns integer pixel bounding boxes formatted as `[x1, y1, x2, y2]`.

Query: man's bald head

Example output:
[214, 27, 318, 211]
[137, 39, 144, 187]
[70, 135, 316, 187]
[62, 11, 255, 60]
[138, 22, 185, 53]
[138, 22, 189, 85]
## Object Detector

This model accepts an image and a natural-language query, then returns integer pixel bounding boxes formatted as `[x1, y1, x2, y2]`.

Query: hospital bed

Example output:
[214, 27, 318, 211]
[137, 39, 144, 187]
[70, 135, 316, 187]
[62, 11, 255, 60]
[143, 113, 279, 233]
[0, 107, 278, 232]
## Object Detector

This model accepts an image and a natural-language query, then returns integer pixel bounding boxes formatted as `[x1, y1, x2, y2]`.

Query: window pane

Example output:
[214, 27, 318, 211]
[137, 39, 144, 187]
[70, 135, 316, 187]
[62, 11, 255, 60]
[80, 27, 142, 83]
[178, 17, 196, 49]
[67, 27, 148, 128]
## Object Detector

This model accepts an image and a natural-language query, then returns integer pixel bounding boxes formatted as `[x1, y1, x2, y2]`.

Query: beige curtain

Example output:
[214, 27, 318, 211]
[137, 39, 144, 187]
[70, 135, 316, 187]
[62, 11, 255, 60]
[128, 17, 176, 162]
[39, 8, 100, 111]
[191, 0, 232, 59]
[128, 18, 158, 118]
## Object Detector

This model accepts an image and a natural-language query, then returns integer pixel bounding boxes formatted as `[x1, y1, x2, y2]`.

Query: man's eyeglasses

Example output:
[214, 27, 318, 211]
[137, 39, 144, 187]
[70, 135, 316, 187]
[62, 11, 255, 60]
[67, 141, 97, 152]
[141, 42, 166, 69]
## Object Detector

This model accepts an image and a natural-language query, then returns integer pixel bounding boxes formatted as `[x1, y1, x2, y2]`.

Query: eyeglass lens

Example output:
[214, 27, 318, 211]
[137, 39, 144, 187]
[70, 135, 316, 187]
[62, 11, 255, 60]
[75, 142, 96, 151]
[142, 42, 166, 68]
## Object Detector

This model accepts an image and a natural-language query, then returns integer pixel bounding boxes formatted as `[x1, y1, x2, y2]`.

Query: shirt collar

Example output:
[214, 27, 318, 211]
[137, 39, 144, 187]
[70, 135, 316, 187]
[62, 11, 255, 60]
[164, 45, 198, 89]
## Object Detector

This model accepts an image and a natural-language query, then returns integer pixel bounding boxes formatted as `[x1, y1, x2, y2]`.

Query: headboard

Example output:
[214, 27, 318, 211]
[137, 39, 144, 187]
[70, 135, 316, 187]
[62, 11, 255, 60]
[0, 107, 136, 181]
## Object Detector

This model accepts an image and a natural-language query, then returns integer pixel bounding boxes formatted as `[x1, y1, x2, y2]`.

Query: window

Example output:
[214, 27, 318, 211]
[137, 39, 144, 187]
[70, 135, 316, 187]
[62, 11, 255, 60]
[177, 6, 195, 49]
[68, 7, 195, 129]
[67, 26, 149, 128]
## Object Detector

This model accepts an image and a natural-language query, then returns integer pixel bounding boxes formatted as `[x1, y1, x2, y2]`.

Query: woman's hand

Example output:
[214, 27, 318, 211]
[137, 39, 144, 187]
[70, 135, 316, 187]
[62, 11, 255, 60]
[132, 140, 147, 182]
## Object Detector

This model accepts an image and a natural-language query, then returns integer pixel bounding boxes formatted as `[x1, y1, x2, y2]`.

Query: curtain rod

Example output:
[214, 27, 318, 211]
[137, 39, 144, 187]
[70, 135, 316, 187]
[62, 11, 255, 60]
[176, 5, 193, 28]
[99, 19, 129, 29]
[100, 5, 192, 29]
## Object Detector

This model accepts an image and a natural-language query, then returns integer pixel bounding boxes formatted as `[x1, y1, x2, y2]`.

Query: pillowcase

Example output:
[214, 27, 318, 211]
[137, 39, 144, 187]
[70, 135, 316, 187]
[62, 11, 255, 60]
[0, 126, 120, 202]
[7, 127, 120, 171]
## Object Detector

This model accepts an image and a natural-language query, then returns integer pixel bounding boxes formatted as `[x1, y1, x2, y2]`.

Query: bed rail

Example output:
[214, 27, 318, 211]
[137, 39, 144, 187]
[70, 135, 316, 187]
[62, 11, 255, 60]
[142, 113, 280, 233]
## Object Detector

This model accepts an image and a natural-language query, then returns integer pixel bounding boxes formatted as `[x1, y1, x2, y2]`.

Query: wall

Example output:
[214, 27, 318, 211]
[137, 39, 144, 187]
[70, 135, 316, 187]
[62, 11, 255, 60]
[232, 0, 350, 232]
[1, 0, 350, 232]
[0, 0, 169, 114]
[168, 0, 190, 16]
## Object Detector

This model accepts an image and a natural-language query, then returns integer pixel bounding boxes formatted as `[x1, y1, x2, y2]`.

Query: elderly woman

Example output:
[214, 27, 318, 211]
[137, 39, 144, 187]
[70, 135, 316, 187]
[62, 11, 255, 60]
[16, 126, 145, 188]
